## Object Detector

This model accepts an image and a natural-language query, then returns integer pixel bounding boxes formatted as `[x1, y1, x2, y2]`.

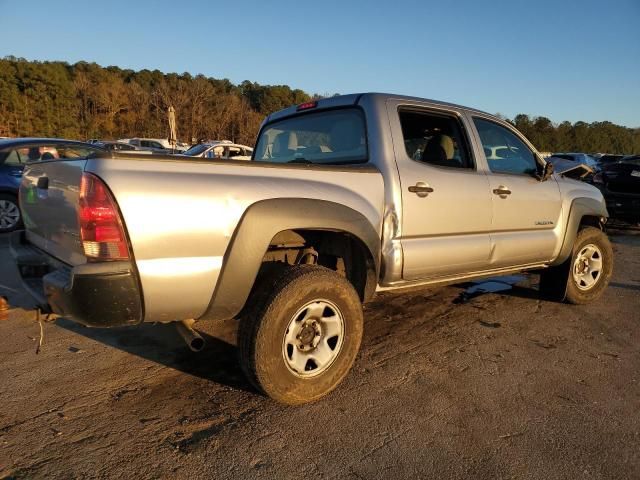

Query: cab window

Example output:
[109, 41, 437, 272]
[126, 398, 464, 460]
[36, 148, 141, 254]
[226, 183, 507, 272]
[254, 108, 367, 165]
[16, 144, 99, 162]
[398, 109, 473, 169]
[227, 147, 242, 159]
[3, 150, 23, 165]
[206, 146, 224, 159]
[473, 118, 538, 175]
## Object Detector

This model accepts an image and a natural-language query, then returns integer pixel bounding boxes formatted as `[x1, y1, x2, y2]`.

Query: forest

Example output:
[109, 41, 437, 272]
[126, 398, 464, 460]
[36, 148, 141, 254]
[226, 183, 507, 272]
[0, 57, 638, 154]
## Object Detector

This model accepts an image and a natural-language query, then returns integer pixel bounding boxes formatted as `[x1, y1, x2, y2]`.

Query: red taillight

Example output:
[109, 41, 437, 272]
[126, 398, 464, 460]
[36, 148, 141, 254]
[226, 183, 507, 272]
[78, 173, 129, 260]
[296, 101, 317, 111]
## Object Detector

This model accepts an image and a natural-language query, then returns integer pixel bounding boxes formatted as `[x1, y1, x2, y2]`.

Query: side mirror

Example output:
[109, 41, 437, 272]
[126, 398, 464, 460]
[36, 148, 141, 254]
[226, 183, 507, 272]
[537, 159, 554, 182]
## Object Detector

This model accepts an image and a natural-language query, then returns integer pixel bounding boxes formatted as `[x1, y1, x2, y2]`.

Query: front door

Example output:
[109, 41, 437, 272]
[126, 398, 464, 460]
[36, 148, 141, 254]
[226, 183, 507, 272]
[389, 103, 493, 280]
[471, 117, 562, 267]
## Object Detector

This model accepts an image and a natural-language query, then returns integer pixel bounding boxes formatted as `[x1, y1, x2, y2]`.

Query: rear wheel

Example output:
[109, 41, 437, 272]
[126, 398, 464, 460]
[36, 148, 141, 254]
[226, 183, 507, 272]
[540, 227, 613, 304]
[238, 265, 363, 405]
[0, 194, 21, 233]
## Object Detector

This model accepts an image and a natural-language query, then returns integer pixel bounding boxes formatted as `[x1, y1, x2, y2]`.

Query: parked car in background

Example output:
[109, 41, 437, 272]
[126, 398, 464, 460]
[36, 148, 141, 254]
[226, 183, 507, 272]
[94, 140, 152, 154]
[127, 138, 186, 154]
[592, 155, 640, 223]
[548, 153, 600, 172]
[182, 141, 253, 160]
[0, 138, 104, 232]
[594, 154, 625, 167]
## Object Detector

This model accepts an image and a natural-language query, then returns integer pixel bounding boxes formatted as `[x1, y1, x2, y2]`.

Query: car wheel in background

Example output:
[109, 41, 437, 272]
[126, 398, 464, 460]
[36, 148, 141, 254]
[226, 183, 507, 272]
[0, 194, 22, 233]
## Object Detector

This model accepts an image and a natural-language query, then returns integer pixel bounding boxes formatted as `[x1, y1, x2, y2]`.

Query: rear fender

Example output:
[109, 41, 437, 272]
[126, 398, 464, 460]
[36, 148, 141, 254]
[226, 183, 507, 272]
[200, 198, 380, 321]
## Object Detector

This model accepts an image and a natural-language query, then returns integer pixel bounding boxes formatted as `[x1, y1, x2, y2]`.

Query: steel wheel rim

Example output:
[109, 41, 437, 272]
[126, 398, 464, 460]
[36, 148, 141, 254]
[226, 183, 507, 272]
[572, 243, 603, 291]
[282, 299, 345, 378]
[0, 200, 20, 230]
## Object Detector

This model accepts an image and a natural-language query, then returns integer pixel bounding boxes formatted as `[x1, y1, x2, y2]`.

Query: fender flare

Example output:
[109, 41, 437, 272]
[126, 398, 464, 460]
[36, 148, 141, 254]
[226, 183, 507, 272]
[200, 198, 380, 321]
[551, 197, 608, 266]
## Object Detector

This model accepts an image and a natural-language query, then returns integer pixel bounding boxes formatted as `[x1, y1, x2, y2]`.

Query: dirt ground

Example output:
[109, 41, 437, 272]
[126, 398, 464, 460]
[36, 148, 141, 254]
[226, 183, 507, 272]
[0, 229, 639, 479]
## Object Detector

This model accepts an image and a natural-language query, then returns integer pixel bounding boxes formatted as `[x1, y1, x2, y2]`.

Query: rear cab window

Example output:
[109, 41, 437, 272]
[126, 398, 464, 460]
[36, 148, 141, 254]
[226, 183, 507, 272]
[254, 108, 367, 165]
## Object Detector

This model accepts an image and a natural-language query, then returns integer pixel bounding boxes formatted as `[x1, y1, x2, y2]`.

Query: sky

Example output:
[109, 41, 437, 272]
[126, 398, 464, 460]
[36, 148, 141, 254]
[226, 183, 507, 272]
[0, 0, 638, 127]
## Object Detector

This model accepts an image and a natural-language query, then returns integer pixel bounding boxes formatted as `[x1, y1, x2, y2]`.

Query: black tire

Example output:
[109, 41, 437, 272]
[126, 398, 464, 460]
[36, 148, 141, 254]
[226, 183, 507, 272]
[540, 226, 613, 304]
[238, 265, 363, 405]
[0, 193, 22, 233]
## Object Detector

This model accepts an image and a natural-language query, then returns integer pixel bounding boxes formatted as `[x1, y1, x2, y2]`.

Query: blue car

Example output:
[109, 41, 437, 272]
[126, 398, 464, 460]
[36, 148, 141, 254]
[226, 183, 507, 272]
[547, 152, 600, 172]
[0, 138, 104, 233]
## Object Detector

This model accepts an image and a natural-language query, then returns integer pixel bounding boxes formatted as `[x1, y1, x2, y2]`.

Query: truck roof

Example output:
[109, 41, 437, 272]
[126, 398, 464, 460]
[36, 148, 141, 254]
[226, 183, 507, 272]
[265, 92, 492, 124]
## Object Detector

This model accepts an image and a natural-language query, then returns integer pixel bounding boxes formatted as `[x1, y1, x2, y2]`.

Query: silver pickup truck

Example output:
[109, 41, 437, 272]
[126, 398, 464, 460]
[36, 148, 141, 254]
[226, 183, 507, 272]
[11, 93, 613, 405]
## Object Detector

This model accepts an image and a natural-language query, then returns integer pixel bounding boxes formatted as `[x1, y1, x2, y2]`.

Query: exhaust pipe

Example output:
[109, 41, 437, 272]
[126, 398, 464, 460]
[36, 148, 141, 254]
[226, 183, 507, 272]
[176, 319, 205, 352]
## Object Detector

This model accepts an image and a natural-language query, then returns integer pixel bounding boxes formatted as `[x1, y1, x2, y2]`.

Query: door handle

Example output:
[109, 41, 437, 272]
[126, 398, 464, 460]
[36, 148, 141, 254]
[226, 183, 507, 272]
[492, 186, 511, 197]
[408, 182, 434, 198]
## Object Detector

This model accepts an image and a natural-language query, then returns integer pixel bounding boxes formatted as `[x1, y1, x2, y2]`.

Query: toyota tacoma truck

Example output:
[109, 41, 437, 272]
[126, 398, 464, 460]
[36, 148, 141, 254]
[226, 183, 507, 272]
[11, 93, 613, 405]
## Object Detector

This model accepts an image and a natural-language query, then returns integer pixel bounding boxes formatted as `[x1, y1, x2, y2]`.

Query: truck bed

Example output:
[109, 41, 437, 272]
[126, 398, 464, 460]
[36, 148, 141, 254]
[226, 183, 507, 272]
[19, 154, 384, 323]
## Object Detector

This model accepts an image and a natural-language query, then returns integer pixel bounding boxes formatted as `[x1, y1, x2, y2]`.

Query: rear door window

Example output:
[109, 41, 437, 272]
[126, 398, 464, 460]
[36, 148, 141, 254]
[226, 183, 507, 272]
[398, 109, 474, 169]
[254, 108, 367, 165]
[3, 150, 23, 165]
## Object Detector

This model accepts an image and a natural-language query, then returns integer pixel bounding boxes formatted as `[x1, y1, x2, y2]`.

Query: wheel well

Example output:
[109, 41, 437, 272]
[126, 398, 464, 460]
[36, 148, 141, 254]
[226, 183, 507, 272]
[579, 215, 604, 230]
[261, 229, 377, 302]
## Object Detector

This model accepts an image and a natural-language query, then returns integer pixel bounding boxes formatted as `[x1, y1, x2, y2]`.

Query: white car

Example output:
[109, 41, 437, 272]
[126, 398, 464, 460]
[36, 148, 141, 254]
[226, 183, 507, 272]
[182, 141, 253, 160]
[127, 138, 187, 153]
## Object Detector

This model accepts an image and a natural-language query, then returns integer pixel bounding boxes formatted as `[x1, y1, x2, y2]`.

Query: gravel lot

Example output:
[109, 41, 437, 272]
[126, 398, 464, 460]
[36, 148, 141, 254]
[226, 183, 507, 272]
[1, 229, 639, 479]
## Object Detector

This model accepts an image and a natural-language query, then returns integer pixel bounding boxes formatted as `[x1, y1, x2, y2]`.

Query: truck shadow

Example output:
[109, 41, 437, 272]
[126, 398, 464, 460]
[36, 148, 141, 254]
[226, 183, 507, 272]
[56, 318, 256, 394]
[453, 275, 541, 303]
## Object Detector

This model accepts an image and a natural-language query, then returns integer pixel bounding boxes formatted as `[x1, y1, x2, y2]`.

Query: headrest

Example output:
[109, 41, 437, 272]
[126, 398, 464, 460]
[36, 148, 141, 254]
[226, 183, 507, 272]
[330, 120, 361, 151]
[422, 134, 454, 164]
[272, 132, 297, 156]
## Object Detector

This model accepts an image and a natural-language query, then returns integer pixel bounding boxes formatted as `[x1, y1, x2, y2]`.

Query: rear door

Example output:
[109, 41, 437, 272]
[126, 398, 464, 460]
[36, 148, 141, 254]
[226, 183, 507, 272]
[388, 100, 493, 280]
[20, 143, 100, 265]
[470, 117, 562, 267]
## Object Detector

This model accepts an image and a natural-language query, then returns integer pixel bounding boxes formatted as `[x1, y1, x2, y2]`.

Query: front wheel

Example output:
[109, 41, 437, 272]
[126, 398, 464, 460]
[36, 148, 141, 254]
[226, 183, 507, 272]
[238, 265, 363, 405]
[540, 226, 613, 304]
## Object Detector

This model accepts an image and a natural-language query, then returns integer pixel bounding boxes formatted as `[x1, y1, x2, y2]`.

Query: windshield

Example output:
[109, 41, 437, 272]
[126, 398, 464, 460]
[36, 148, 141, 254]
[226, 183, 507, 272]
[183, 144, 209, 156]
[621, 156, 640, 166]
[254, 108, 367, 165]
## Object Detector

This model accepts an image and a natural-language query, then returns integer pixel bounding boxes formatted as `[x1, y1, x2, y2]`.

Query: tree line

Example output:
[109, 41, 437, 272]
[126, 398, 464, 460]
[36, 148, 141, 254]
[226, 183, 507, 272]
[0, 57, 638, 154]
[0, 57, 312, 146]
[508, 114, 639, 155]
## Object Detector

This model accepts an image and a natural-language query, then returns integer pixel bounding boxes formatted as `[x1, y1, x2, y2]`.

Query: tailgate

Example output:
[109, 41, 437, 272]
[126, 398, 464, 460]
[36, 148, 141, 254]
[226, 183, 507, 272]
[20, 159, 88, 266]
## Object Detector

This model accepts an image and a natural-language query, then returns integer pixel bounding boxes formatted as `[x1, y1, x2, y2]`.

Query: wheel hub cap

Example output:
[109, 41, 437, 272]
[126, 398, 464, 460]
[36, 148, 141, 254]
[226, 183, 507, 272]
[0, 200, 20, 230]
[297, 320, 321, 351]
[572, 243, 603, 291]
[283, 299, 345, 378]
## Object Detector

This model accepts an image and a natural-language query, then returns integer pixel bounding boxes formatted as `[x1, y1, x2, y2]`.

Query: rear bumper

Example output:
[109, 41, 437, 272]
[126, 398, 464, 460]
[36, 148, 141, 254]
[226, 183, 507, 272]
[10, 231, 143, 327]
